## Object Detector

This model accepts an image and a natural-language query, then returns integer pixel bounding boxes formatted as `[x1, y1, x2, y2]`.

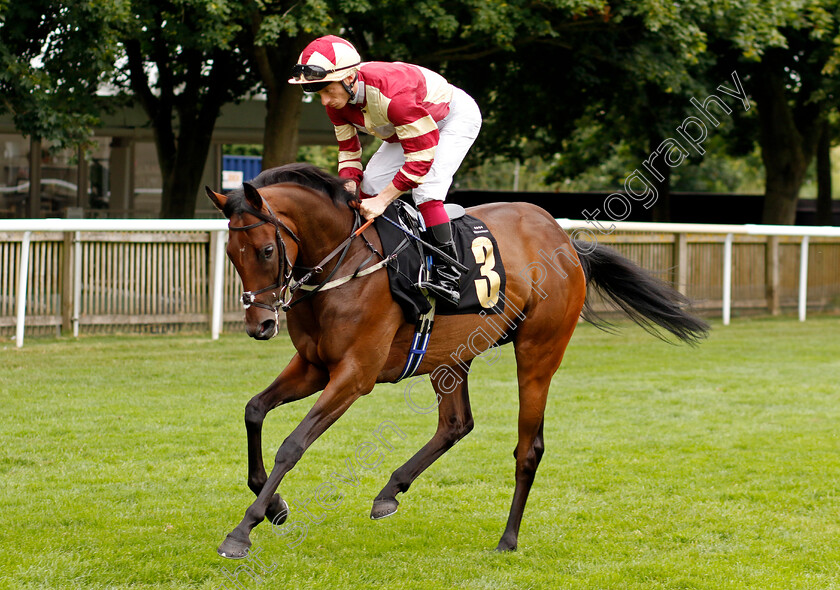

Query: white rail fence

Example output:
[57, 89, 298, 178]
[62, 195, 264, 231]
[1, 218, 839, 348]
[1, 219, 227, 347]
[559, 220, 840, 326]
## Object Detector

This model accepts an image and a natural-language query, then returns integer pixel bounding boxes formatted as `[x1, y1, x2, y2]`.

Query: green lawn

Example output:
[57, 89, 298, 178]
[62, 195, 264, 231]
[1, 316, 839, 590]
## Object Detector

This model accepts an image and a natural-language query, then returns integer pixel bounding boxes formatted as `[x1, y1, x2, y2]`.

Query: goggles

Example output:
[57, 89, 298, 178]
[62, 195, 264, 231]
[290, 61, 360, 82]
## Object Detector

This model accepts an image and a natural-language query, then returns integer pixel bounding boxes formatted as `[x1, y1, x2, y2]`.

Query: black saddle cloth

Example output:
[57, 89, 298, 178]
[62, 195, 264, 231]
[373, 201, 507, 324]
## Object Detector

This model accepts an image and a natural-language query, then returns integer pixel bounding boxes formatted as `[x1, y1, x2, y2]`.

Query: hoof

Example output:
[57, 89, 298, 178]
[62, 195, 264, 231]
[266, 494, 288, 525]
[370, 498, 399, 520]
[217, 530, 252, 560]
[495, 536, 517, 552]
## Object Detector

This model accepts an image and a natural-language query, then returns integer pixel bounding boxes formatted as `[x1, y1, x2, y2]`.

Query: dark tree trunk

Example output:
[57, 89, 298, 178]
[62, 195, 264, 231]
[159, 121, 216, 218]
[156, 100, 224, 217]
[249, 26, 310, 169]
[263, 80, 304, 168]
[125, 37, 236, 218]
[753, 61, 822, 225]
[816, 118, 834, 225]
[649, 134, 671, 222]
[762, 167, 806, 225]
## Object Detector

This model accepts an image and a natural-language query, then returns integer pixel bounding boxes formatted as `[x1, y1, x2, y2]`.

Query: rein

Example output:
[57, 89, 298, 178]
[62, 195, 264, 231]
[230, 202, 381, 313]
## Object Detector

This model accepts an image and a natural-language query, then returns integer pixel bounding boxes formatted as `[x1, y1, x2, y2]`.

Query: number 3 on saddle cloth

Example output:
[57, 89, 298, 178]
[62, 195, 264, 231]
[373, 199, 509, 382]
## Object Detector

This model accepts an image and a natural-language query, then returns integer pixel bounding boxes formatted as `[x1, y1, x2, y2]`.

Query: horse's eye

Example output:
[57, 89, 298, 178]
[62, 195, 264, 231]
[262, 245, 275, 259]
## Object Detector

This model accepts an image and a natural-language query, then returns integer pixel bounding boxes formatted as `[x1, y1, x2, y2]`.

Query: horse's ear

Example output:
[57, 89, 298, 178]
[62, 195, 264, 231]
[205, 186, 227, 212]
[243, 182, 263, 211]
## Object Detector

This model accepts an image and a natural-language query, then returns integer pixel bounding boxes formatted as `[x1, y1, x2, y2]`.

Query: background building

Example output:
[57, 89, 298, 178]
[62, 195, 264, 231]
[0, 98, 333, 219]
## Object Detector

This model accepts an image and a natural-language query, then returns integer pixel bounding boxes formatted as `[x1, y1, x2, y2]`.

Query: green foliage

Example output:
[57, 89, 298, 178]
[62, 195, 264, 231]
[225, 144, 263, 157]
[295, 139, 381, 175]
[113, 0, 265, 216]
[298, 144, 339, 174]
[458, 155, 564, 192]
[445, 0, 840, 217]
[251, 0, 368, 48]
[6, 0, 840, 217]
[0, 0, 127, 149]
[115, 0, 255, 97]
[670, 142, 766, 193]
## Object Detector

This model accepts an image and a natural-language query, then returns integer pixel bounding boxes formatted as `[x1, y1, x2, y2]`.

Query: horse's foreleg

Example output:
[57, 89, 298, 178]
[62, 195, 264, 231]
[245, 353, 328, 524]
[218, 364, 373, 559]
[371, 362, 473, 519]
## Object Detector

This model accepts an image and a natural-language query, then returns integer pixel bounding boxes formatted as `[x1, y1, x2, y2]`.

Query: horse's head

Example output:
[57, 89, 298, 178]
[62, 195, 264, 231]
[207, 183, 299, 340]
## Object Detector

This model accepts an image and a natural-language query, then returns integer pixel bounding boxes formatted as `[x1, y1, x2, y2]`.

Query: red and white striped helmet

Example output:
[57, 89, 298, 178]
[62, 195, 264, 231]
[288, 35, 362, 85]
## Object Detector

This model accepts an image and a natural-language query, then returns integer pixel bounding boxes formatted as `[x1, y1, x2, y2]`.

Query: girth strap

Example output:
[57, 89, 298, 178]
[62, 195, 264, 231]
[394, 299, 436, 382]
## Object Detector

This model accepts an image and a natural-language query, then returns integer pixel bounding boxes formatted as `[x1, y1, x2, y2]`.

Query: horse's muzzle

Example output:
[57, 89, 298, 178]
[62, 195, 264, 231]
[246, 316, 278, 340]
[251, 319, 277, 340]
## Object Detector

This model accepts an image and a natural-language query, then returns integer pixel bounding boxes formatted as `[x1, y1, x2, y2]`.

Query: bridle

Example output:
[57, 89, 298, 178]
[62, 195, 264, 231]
[228, 199, 300, 314]
[228, 198, 378, 314]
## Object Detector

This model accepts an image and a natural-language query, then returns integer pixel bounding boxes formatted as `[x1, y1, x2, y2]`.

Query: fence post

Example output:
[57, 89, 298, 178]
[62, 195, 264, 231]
[798, 235, 809, 322]
[210, 230, 226, 340]
[61, 232, 74, 334]
[675, 232, 688, 295]
[72, 232, 82, 338]
[722, 233, 733, 326]
[15, 231, 32, 347]
[765, 235, 780, 316]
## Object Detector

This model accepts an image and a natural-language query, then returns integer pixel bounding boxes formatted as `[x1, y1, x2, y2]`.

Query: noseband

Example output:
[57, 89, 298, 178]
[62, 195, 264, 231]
[228, 200, 300, 313]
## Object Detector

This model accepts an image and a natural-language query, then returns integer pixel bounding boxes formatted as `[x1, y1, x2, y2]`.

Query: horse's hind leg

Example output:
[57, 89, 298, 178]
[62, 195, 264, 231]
[497, 410, 546, 552]
[244, 353, 328, 524]
[496, 314, 577, 552]
[371, 362, 473, 519]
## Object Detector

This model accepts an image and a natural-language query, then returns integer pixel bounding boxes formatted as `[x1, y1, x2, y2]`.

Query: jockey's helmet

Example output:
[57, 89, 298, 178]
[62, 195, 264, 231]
[288, 35, 361, 94]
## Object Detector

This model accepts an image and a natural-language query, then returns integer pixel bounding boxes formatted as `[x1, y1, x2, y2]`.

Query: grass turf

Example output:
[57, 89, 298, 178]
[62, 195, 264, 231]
[0, 315, 838, 589]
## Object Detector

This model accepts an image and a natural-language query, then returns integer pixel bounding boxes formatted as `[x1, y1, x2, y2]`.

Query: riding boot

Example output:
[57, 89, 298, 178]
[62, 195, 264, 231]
[418, 222, 461, 307]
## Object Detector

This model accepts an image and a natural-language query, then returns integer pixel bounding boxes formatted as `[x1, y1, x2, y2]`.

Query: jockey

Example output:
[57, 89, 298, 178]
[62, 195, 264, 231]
[288, 35, 482, 307]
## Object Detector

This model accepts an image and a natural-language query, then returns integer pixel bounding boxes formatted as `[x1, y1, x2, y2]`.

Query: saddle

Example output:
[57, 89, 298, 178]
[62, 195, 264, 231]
[373, 199, 508, 325]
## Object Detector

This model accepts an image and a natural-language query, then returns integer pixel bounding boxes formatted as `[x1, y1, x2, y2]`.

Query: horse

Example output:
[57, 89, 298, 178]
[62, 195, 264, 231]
[205, 163, 708, 559]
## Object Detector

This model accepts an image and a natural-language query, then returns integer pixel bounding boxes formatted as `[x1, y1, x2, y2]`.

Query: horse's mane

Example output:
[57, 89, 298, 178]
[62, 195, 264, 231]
[222, 163, 355, 218]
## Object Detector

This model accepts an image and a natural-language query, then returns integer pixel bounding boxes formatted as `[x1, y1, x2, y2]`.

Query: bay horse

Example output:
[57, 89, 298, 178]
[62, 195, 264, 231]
[206, 163, 707, 559]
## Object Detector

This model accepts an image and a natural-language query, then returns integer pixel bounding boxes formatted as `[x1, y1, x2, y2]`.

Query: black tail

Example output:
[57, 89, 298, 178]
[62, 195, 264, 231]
[575, 240, 709, 345]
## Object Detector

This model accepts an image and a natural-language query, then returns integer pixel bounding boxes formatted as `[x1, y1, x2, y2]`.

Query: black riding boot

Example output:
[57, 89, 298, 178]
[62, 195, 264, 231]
[419, 222, 461, 307]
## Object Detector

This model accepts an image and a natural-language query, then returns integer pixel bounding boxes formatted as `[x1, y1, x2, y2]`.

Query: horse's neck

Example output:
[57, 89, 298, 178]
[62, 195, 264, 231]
[271, 189, 355, 268]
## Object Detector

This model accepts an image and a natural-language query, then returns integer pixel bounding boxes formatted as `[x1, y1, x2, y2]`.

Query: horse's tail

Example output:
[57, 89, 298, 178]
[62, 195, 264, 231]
[574, 240, 709, 345]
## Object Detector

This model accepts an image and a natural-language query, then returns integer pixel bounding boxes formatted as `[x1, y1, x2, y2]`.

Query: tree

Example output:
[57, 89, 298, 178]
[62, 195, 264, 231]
[540, 0, 840, 225]
[693, 0, 840, 224]
[115, 0, 259, 217]
[338, 0, 616, 176]
[385, 0, 716, 219]
[0, 0, 125, 149]
[239, 0, 379, 169]
[241, 1, 328, 168]
[449, 1, 716, 221]
[738, 31, 836, 224]
[127, 0, 837, 221]
[245, 27, 309, 168]
[815, 113, 839, 224]
[245, 0, 613, 174]
[371, 0, 838, 226]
